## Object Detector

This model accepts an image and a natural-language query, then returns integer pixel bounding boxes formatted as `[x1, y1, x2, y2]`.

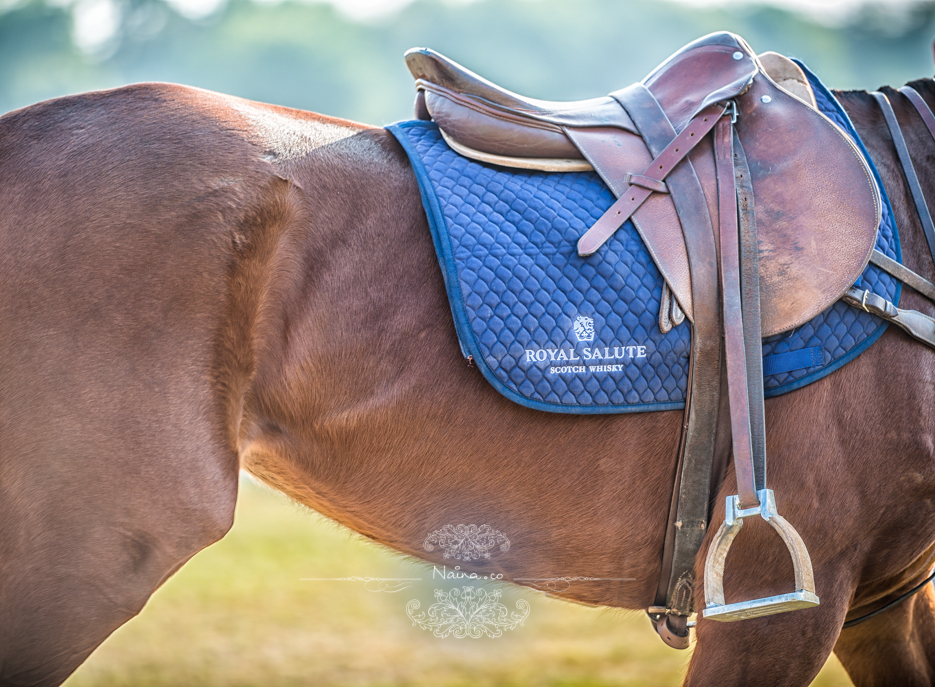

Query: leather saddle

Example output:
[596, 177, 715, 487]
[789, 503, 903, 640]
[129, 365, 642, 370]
[404, 32, 880, 642]
[406, 32, 880, 337]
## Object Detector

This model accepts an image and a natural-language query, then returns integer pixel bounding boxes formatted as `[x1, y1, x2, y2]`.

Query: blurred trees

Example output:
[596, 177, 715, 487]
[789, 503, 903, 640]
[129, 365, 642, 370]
[1, 0, 933, 123]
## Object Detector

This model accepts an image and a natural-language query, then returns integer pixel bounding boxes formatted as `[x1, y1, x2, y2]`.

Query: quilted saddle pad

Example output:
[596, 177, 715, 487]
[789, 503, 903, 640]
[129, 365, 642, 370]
[386, 64, 901, 414]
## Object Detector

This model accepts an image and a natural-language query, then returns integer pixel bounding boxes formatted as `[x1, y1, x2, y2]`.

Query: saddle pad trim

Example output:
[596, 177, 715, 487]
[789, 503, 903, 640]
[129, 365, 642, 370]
[391, 118, 684, 414]
[758, 62, 902, 399]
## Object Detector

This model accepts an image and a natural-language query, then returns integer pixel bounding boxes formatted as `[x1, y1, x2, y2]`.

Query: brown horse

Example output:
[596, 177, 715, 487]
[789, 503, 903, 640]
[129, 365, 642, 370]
[0, 72, 934, 686]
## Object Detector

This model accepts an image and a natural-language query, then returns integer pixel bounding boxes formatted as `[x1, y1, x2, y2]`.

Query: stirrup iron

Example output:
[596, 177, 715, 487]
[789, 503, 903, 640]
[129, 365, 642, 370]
[703, 489, 819, 621]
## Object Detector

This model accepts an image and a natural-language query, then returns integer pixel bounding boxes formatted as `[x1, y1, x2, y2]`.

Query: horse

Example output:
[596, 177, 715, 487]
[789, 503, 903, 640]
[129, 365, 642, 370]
[0, 67, 934, 686]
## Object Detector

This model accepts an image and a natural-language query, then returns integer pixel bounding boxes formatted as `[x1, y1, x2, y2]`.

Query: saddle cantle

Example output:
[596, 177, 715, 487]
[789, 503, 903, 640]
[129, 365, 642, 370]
[406, 32, 881, 337]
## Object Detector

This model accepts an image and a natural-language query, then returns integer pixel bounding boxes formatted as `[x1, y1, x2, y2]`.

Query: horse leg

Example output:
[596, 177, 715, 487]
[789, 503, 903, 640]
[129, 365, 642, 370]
[0, 433, 239, 687]
[684, 557, 850, 687]
[834, 581, 935, 686]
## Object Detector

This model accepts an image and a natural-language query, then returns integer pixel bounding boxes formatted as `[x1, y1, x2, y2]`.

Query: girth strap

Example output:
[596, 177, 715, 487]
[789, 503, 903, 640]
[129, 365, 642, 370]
[842, 286, 935, 349]
[870, 249, 935, 303]
[612, 84, 724, 628]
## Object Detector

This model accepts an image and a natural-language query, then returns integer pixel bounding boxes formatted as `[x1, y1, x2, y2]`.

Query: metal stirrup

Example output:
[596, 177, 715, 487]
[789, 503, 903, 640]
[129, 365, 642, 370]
[703, 489, 819, 620]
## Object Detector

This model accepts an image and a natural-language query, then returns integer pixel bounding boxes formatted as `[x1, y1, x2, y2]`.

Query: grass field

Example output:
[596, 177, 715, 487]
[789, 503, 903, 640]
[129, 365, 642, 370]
[65, 476, 853, 687]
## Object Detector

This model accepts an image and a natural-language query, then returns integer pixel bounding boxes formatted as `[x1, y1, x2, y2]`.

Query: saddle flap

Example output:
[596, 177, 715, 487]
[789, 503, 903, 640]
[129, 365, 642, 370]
[734, 73, 881, 335]
[575, 44, 880, 334]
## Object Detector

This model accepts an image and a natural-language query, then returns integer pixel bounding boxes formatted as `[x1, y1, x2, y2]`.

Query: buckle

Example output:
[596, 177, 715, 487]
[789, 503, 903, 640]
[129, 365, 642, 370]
[702, 489, 820, 622]
[724, 100, 739, 123]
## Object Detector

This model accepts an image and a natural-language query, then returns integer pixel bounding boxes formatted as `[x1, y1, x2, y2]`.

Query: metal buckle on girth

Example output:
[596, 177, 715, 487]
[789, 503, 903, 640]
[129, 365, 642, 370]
[702, 489, 820, 621]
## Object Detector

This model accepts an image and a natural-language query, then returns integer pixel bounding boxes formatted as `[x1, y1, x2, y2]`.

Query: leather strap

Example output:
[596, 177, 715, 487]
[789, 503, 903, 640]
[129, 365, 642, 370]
[613, 83, 724, 619]
[714, 119, 758, 510]
[870, 249, 935, 303]
[901, 87, 935, 141]
[576, 103, 727, 256]
[872, 91, 935, 270]
[624, 173, 669, 194]
[734, 131, 767, 496]
[842, 286, 935, 349]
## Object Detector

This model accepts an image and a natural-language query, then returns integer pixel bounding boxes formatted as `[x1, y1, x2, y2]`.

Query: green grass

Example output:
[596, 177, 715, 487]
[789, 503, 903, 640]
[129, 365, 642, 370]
[65, 476, 852, 687]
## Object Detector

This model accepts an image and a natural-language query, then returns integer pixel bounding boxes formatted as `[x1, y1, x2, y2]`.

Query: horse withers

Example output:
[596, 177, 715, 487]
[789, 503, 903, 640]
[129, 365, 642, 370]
[0, 59, 935, 687]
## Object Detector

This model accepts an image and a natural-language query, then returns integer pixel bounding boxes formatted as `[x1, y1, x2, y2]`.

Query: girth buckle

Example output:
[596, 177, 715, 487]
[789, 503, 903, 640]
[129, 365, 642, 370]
[702, 488, 820, 621]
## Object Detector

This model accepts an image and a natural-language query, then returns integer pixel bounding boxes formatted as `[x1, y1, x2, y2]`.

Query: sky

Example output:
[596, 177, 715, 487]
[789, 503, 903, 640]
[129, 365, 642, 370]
[314, 0, 922, 23]
[62, 0, 928, 55]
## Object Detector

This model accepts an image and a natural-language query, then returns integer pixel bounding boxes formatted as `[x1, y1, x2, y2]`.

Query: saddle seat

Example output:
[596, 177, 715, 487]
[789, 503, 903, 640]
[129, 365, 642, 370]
[407, 51, 637, 164]
[407, 33, 780, 166]
[406, 32, 881, 337]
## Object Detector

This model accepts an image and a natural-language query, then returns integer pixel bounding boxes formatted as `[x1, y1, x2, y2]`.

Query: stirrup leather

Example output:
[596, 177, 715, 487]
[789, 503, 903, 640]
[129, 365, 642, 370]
[703, 489, 819, 621]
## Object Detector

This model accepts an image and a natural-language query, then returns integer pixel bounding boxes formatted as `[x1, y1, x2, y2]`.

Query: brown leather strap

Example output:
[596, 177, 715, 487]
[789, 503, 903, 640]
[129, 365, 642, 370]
[873, 91, 935, 270]
[576, 103, 726, 256]
[613, 83, 724, 618]
[901, 87, 935, 141]
[870, 249, 935, 303]
[734, 133, 767, 493]
[624, 174, 669, 194]
[842, 286, 935, 349]
[714, 119, 758, 510]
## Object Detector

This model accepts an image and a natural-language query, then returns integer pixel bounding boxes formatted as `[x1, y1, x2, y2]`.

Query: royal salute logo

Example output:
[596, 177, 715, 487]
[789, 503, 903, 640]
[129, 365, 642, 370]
[572, 315, 594, 342]
[522, 313, 647, 375]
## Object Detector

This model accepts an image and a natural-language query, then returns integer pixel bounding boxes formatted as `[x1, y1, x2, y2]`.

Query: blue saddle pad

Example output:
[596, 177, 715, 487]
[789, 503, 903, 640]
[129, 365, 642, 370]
[387, 65, 900, 414]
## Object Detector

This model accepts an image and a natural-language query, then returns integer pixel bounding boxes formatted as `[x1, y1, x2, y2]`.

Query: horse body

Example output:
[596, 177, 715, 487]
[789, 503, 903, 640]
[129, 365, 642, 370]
[1, 77, 934, 686]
